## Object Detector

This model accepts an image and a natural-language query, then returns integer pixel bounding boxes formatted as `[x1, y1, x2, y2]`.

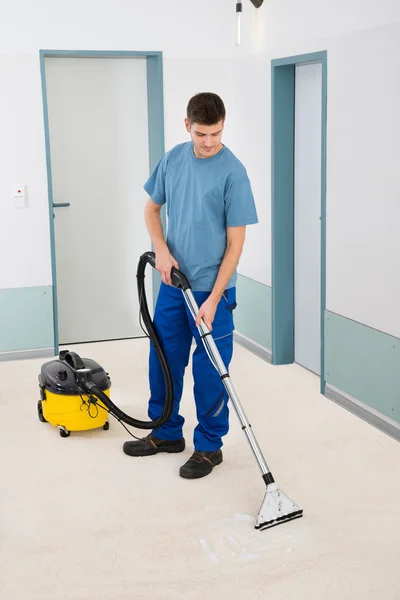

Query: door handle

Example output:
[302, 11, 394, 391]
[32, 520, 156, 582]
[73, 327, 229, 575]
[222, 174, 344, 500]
[53, 202, 70, 208]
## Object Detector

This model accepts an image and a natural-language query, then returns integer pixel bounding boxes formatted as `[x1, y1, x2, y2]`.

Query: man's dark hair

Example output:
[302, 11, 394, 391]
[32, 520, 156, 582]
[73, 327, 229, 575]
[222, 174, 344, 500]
[186, 92, 226, 125]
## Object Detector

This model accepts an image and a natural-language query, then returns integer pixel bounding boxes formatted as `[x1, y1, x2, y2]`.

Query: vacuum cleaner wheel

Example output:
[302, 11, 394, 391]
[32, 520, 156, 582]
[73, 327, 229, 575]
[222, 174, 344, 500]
[37, 400, 47, 423]
[58, 426, 70, 438]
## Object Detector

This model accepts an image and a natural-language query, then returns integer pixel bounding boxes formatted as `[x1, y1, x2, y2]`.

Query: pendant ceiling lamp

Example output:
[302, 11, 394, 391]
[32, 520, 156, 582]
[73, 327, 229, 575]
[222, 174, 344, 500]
[236, 0, 264, 46]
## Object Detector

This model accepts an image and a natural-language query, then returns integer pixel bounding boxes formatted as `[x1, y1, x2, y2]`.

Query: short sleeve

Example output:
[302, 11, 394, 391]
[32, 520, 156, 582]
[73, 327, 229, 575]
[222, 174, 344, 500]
[225, 176, 259, 227]
[143, 154, 168, 205]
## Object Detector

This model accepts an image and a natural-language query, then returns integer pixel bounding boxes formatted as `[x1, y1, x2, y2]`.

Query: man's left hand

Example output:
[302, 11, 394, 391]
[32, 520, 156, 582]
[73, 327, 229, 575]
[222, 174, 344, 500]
[195, 296, 219, 330]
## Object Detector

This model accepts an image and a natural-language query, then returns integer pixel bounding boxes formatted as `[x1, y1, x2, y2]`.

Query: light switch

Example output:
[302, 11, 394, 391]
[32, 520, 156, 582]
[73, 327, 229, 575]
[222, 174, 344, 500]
[12, 185, 27, 208]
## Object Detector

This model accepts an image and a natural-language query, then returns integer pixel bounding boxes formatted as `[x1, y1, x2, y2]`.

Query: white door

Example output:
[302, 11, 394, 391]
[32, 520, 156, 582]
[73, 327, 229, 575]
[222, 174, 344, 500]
[294, 61, 322, 374]
[45, 57, 151, 344]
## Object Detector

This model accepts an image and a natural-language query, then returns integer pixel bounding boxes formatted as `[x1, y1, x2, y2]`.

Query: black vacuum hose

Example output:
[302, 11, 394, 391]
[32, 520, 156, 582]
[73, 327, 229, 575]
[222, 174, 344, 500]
[74, 252, 177, 430]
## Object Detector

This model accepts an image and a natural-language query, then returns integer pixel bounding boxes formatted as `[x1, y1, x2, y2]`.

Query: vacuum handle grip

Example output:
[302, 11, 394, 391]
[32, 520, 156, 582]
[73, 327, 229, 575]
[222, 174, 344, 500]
[139, 251, 191, 291]
[60, 350, 86, 371]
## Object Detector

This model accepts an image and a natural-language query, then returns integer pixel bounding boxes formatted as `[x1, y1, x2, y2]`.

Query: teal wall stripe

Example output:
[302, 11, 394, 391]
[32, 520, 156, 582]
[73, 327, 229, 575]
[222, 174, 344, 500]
[0, 287, 54, 353]
[325, 311, 400, 423]
[232, 273, 400, 428]
[235, 275, 271, 349]
[271, 63, 295, 365]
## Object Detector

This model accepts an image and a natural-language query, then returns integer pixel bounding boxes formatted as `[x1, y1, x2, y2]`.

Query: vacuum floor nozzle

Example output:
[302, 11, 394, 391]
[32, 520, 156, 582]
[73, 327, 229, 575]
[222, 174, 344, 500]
[255, 483, 303, 531]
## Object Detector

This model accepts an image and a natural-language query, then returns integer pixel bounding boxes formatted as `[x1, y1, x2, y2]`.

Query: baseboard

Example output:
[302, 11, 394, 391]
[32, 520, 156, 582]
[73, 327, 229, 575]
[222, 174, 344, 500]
[234, 331, 272, 363]
[325, 384, 400, 442]
[0, 348, 55, 362]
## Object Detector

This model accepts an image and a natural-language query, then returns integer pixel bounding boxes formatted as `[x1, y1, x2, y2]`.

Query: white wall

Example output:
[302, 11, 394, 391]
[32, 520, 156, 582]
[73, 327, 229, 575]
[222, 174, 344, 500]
[0, 0, 236, 289]
[324, 22, 400, 338]
[1, 0, 400, 340]
[229, 52, 271, 285]
[235, 1, 400, 339]
[0, 54, 52, 288]
[0, 0, 236, 59]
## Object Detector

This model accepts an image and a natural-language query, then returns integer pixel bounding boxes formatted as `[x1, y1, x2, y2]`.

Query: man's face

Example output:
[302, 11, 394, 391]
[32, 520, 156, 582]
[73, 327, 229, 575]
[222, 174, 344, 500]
[185, 119, 224, 159]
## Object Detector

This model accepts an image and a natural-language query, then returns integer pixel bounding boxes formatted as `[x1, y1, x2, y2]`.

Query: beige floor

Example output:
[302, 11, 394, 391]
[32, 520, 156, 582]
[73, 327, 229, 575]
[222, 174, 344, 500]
[0, 339, 399, 600]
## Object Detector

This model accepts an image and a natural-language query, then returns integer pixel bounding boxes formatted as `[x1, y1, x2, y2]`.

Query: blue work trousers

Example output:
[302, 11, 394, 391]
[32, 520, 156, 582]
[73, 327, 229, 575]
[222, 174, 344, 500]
[148, 282, 237, 451]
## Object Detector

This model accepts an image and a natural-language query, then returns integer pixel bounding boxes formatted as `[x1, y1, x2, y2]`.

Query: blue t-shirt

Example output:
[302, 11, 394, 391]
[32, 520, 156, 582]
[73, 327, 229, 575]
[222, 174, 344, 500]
[144, 142, 258, 291]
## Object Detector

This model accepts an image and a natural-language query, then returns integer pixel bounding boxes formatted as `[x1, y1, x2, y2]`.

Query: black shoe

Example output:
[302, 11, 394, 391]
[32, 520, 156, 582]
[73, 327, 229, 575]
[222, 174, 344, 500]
[179, 450, 223, 479]
[123, 434, 185, 457]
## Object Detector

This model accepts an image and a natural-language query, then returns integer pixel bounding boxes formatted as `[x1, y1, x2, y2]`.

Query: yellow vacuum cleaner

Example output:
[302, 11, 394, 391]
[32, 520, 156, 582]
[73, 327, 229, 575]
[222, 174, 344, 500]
[37, 252, 175, 438]
[38, 352, 111, 437]
[37, 251, 303, 531]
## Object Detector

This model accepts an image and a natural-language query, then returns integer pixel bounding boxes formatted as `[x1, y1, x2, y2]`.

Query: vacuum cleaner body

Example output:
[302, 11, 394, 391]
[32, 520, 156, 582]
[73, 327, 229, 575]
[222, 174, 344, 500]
[38, 354, 111, 437]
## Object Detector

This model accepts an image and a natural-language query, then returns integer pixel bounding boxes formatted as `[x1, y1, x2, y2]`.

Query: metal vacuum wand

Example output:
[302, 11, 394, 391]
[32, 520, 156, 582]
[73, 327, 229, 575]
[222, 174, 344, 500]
[144, 250, 303, 531]
[182, 288, 274, 485]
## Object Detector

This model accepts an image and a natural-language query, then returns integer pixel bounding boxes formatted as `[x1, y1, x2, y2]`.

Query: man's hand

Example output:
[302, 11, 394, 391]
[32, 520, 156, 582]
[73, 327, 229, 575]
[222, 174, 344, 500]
[155, 249, 179, 286]
[195, 296, 219, 330]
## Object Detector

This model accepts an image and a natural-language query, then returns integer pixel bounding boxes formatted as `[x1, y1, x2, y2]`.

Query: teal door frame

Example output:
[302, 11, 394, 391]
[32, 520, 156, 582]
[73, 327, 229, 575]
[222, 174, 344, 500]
[39, 50, 165, 355]
[271, 51, 327, 392]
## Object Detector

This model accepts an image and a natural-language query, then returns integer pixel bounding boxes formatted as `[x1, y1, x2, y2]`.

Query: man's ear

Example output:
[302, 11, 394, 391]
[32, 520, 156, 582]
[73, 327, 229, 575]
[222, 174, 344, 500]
[184, 118, 191, 133]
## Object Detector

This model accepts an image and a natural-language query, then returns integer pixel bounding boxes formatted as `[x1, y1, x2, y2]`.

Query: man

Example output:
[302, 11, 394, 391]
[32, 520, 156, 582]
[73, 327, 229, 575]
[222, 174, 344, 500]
[123, 92, 258, 479]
